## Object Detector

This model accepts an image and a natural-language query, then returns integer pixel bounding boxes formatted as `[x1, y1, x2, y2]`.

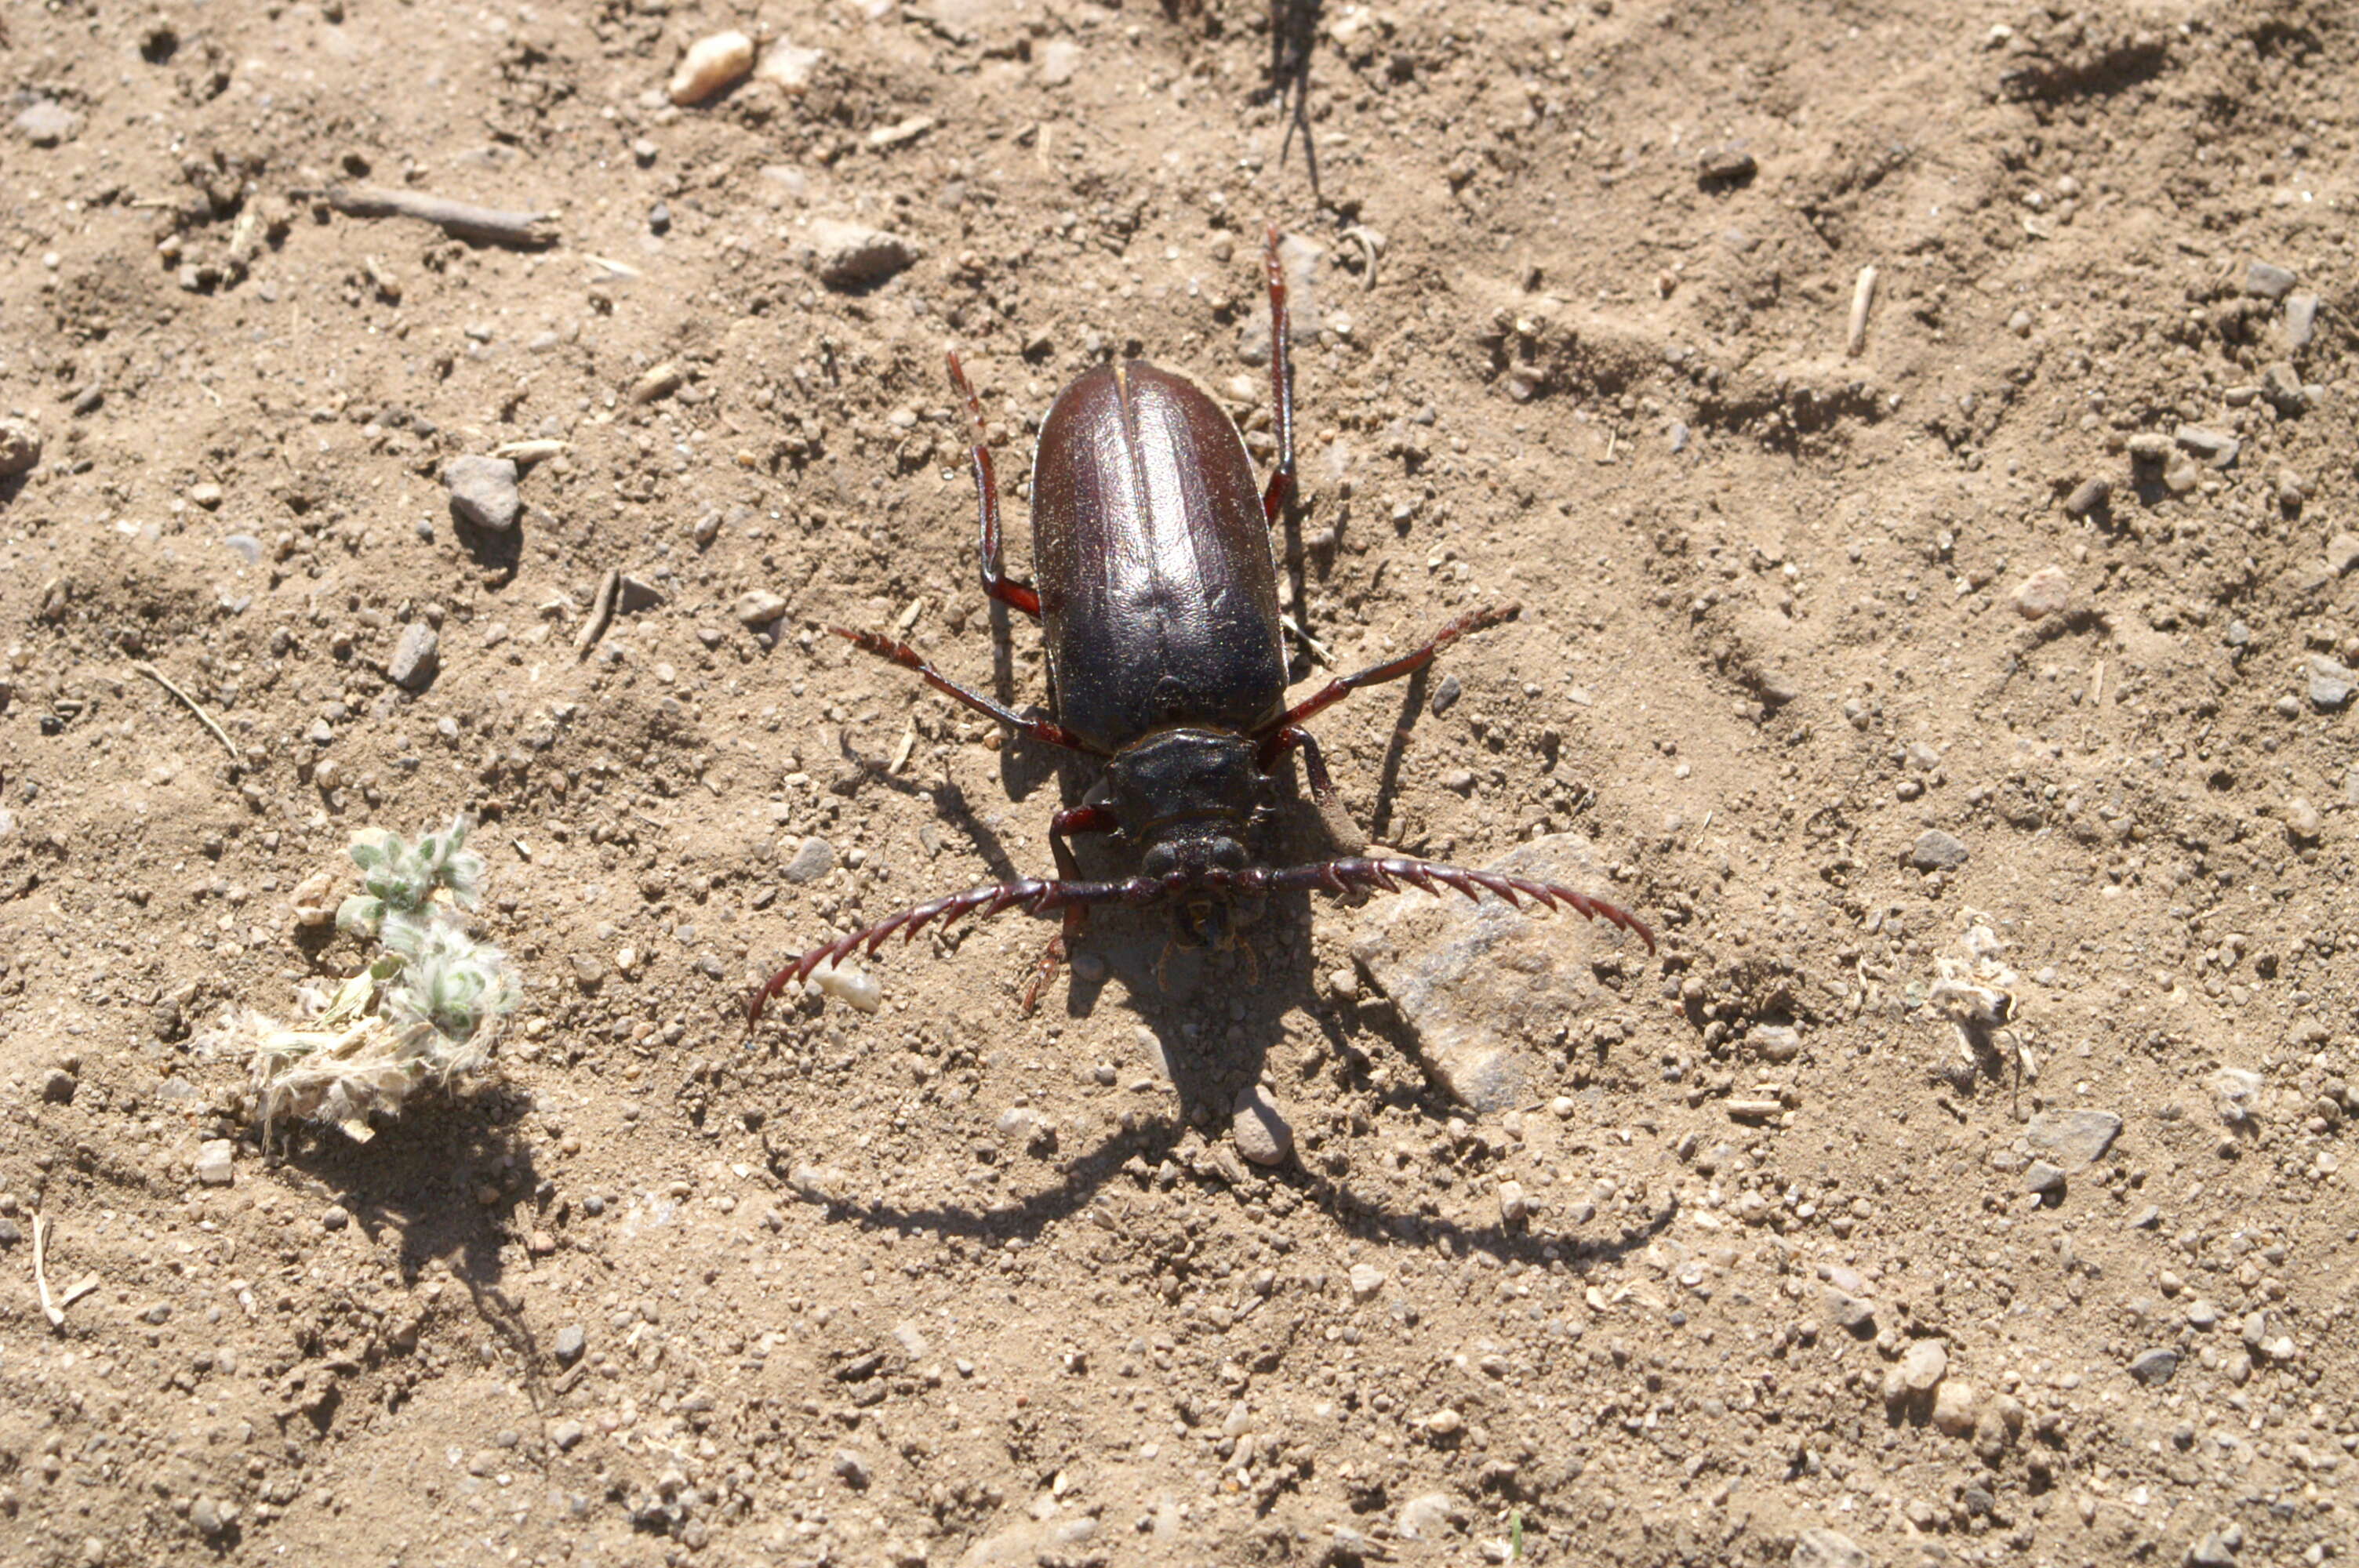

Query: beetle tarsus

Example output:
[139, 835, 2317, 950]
[947, 350, 1043, 619]
[834, 626, 1097, 754]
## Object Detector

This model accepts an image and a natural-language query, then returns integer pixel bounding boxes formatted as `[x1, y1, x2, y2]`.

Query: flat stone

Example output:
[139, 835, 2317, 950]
[1908, 829, 1969, 872]
[1350, 833, 1620, 1112]
[13, 100, 81, 146]
[2128, 1347, 2179, 1386]
[735, 589, 788, 628]
[782, 836, 837, 884]
[442, 455, 521, 532]
[1793, 1528, 1872, 1568]
[1230, 1084, 1295, 1167]
[2012, 564, 2072, 621]
[387, 622, 440, 691]
[1900, 1338, 1949, 1393]
[807, 219, 919, 289]
[2243, 260, 2297, 299]
[2283, 293, 2318, 353]
[194, 1139, 235, 1186]
[2023, 1109, 2121, 1171]
[2307, 656, 2355, 712]
[1395, 1493, 1457, 1541]
[2173, 424, 2240, 468]
[2023, 1160, 2066, 1195]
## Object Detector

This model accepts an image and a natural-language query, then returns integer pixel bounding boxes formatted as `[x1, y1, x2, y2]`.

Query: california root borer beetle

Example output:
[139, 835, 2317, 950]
[751, 227, 1652, 1027]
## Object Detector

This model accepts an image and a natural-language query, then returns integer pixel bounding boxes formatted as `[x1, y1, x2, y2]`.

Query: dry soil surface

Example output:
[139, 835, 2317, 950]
[3, 1, 2357, 1565]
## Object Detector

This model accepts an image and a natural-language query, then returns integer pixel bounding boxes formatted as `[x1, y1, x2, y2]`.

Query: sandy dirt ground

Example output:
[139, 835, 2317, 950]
[2, 0, 2357, 1563]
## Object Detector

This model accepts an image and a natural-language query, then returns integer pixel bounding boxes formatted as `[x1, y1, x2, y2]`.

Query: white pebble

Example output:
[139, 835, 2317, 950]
[2012, 564, 2072, 621]
[809, 959, 881, 1014]
[757, 39, 825, 94]
[668, 31, 754, 106]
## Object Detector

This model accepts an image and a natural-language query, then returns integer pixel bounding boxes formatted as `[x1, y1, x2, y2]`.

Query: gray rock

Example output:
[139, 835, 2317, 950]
[2327, 533, 2359, 578]
[387, 622, 440, 691]
[2283, 293, 2318, 353]
[2243, 260, 2297, 300]
[1230, 1083, 1295, 1167]
[195, 1139, 235, 1186]
[1348, 1262, 1386, 1303]
[957, 1518, 1097, 1568]
[1826, 1289, 1877, 1334]
[735, 589, 788, 628]
[1035, 38, 1080, 85]
[189, 1498, 231, 1538]
[1900, 1338, 1949, 1393]
[13, 100, 81, 146]
[553, 1324, 587, 1363]
[2128, 1347, 2179, 1386]
[2173, 424, 2240, 468]
[2062, 477, 2110, 517]
[2023, 1109, 2121, 1171]
[1395, 1493, 1458, 1541]
[1793, 1527, 1872, 1568]
[807, 219, 919, 289]
[1908, 829, 1969, 872]
[830, 1449, 872, 1489]
[37, 1066, 76, 1104]
[2189, 1528, 2241, 1567]
[783, 836, 837, 885]
[2023, 1160, 2066, 1196]
[1350, 834, 1622, 1112]
[2308, 656, 2356, 712]
[549, 1419, 585, 1452]
[0, 417, 41, 478]
[2185, 1298, 2220, 1331]
[443, 456, 521, 532]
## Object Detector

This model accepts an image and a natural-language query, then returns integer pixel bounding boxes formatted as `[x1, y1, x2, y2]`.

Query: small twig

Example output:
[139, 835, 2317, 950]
[133, 660, 241, 762]
[32, 1214, 60, 1329]
[1845, 264, 1878, 358]
[1280, 612, 1334, 668]
[575, 569, 621, 661]
[296, 183, 558, 250]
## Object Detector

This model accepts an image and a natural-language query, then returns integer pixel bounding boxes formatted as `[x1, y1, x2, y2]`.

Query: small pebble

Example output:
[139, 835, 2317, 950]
[38, 1066, 77, 1104]
[630, 361, 683, 404]
[13, 100, 81, 146]
[1907, 829, 1969, 873]
[442, 455, 521, 532]
[0, 416, 43, 478]
[554, 1324, 587, 1363]
[2324, 533, 2359, 578]
[806, 218, 920, 289]
[783, 836, 837, 884]
[1792, 1529, 1871, 1568]
[2127, 1346, 2179, 1386]
[2282, 293, 2318, 353]
[1899, 1338, 1948, 1394]
[2022, 1109, 2121, 1171]
[831, 1449, 873, 1490]
[194, 1139, 234, 1186]
[2012, 564, 2072, 621]
[2062, 476, 2110, 517]
[387, 622, 440, 691]
[321, 1204, 350, 1230]
[757, 39, 826, 94]
[1231, 1084, 1294, 1167]
[2173, 424, 2240, 468]
[2023, 1160, 2066, 1196]
[809, 960, 881, 1014]
[2307, 656, 2355, 712]
[1348, 1263, 1386, 1303]
[1931, 1377, 1979, 1436]
[1035, 38, 1081, 86]
[2243, 260, 2297, 299]
[735, 590, 789, 628]
[549, 1419, 585, 1452]
[2284, 798, 2321, 844]
[668, 30, 754, 106]
[1496, 1180, 1530, 1225]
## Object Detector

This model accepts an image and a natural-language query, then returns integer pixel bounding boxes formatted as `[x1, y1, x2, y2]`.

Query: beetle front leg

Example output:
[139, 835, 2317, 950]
[834, 629, 1099, 753]
[947, 350, 1041, 619]
[1020, 804, 1119, 1013]
[1259, 223, 1298, 528]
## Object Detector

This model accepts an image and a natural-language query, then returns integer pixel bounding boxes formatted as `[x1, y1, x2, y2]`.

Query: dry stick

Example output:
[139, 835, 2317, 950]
[32, 1214, 60, 1329]
[133, 660, 241, 762]
[299, 183, 557, 250]
[575, 569, 621, 661]
[1846, 264, 1879, 358]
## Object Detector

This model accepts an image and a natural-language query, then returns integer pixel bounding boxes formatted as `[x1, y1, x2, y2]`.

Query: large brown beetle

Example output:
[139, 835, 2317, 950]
[752, 227, 1651, 1025]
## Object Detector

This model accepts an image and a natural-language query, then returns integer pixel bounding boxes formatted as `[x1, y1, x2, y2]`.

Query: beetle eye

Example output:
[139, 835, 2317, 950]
[1142, 844, 1178, 879]
[1212, 838, 1247, 871]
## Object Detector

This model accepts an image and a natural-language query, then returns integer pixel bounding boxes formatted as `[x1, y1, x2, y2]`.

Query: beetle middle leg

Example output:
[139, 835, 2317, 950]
[1020, 804, 1119, 1013]
[834, 628, 1100, 754]
[1254, 602, 1521, 759]
[946, 351, 1041, 619]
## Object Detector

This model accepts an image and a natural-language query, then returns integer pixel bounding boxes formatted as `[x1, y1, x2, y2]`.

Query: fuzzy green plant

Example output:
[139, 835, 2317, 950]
[214, 813, 522, 1142]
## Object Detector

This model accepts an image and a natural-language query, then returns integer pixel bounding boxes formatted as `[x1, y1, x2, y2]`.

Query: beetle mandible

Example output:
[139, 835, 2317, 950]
[751, 227, 1652, 1026]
